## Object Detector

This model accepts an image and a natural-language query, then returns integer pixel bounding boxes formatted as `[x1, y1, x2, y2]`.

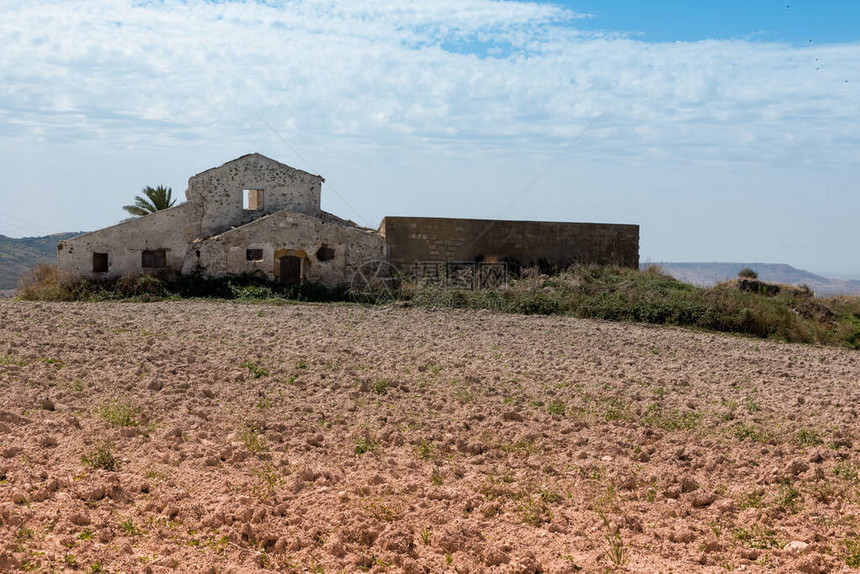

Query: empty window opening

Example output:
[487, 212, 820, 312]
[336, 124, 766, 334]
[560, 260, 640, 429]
[246, 248, 263, 262]
[316, 245, 335, 262]
[243, 189, 264, 210]
[141, 249, 167, 268]
[92, 252, 108, 273]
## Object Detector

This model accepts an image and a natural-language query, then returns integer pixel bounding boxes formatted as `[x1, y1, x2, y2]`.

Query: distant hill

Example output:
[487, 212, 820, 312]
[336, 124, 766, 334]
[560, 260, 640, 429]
[0, 232, 83, 291]
[646, 262, 860, 297]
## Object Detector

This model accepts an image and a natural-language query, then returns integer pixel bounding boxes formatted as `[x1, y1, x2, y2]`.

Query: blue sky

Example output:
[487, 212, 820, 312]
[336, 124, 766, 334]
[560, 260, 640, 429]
[1, 0, 858, 278]
[552, 1, 860, 44]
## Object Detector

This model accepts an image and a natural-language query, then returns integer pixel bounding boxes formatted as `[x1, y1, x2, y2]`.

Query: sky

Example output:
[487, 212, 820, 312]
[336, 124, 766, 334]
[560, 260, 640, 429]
[1, 0, 858, 278]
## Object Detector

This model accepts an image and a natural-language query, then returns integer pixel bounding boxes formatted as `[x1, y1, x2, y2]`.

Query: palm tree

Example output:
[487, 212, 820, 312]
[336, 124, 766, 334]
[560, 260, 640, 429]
[122, 185, 176, 217]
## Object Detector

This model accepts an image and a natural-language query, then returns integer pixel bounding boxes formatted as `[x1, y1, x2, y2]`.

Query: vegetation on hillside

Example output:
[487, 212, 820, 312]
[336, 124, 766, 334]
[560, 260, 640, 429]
[0, 232, 82, 290]
[15, 263, 860, 349]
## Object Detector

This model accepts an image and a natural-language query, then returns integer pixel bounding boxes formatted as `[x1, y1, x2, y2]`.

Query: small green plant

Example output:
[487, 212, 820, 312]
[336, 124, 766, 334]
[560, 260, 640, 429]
[372, 380, 389, 395]
[420, 528, 431, 545]
[845, 537, 860, 568]
[354, 436, 376, 455]
[733, 525, 781, 549]
[547, 400, 567, 416]
[79, 528, 93, 540]
[236, 425, 266, 453]
[517, 493, 552, 526]
[97, 398, 139, 427]
[82, 443, 117, 471]
[599, 512, 628, 567]
[252, 464, 281, 500]
[834, 462, 860, 483]
[738, 267, 758, 279]
[14, 526, 33, 552]
[416, 440, 434, 460]
[796, 428, 824, 447]
[738, 489, 764, 510]
[240, 360, 269, 379]
[64, 555, 78, 568]
[90, 561, 104, 573]
[776, 484, 801, 512]
[120, 518, 143, 536]
[0, 354, 25, 366]
[295, 359, 309, 369]
[431, 468, 443, 486]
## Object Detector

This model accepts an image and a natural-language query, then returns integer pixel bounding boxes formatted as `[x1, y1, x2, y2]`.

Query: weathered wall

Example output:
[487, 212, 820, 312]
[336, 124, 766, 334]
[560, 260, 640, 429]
[380, 217, 639, 272]
[184, 210, 384, 287]
[57, 204, 197, 279]
[186, 153, 323, 237]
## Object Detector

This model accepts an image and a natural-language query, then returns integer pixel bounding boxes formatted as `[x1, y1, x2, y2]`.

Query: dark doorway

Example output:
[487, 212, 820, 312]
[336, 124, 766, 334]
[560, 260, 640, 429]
[279, 255, 302, 285]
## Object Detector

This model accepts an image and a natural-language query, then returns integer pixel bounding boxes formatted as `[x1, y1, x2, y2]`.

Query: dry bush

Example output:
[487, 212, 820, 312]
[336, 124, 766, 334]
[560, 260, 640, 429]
[17, 264, 70, 301]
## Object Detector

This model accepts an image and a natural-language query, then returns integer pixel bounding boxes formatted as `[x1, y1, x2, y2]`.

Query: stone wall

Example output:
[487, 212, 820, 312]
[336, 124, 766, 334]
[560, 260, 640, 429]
[380, 217, 639, 273]
[57, 204, 197, 279]
[185, 210, 384, 287]
[186, 153, 323, 237]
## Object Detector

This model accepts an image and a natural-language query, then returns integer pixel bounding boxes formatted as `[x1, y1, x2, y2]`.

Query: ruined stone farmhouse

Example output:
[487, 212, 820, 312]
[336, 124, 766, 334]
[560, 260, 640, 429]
[58, 153, 639, 288]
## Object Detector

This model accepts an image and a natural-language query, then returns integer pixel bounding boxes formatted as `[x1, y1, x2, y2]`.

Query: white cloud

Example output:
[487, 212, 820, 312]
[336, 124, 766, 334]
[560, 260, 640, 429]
[1, 0, 857, 166]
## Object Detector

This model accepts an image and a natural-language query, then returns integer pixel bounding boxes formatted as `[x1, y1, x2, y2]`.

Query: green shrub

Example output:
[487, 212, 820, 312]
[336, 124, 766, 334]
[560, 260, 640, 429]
[738, 267, 758, 279]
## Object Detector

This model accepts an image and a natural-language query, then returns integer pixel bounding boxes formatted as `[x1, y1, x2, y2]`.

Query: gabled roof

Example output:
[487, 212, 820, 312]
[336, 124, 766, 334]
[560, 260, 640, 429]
[190, 153, 324, 182]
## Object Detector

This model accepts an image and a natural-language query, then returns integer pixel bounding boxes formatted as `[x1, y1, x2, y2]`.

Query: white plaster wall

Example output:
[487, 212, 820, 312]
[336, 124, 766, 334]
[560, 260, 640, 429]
[57, 204, 197, 279]
[183, 210, 384, 287]
[185, 153, 323, 237]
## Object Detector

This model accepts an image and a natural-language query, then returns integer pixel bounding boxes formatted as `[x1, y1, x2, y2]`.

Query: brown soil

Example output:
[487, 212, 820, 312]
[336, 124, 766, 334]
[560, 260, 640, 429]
[1, 300, 859, 573]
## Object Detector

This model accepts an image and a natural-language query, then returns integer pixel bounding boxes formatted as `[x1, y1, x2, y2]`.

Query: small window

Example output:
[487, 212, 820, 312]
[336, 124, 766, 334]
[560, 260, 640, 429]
[142, 249, 167, 268]
[246, 248, 263, 261]
[316, 246, 335, 262]
[243, 189, 263, 210]
[93, 252, 108, 273]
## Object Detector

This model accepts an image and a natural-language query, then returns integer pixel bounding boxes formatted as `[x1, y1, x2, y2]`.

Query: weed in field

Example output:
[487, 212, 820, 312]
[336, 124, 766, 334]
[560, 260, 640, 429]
[420, 528, 431, 545]
[547, 400, 567, 416]
[795, 428, 824, 447]
[738, 489, 764, 510]
[119, 518, 143, 536]
[431, 468, 443, 486]
[252, 464, 281, 501]
[13, 526, 33, 552]
[97, 398, 139, 427]
[733, 424, 770, 443]
[295, 359, 309, 369]
[0, 354, 26, 366]
[354, 436, 376, 455]
[82, 443, 117, 471]
[240, 360, 269, 379]
[517, 489, 553, 526]
[845, 537, 860, 568]
[416, 439, 434, 460]
[733, 525, 781, 549]
[834, 462, 860, 483]
[776, 484, 801, 512]
[599, 512, 628, 567]
[236, 425, 266, 453]
[372, 380, 389, 395]
[642, 404, 702, 431]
